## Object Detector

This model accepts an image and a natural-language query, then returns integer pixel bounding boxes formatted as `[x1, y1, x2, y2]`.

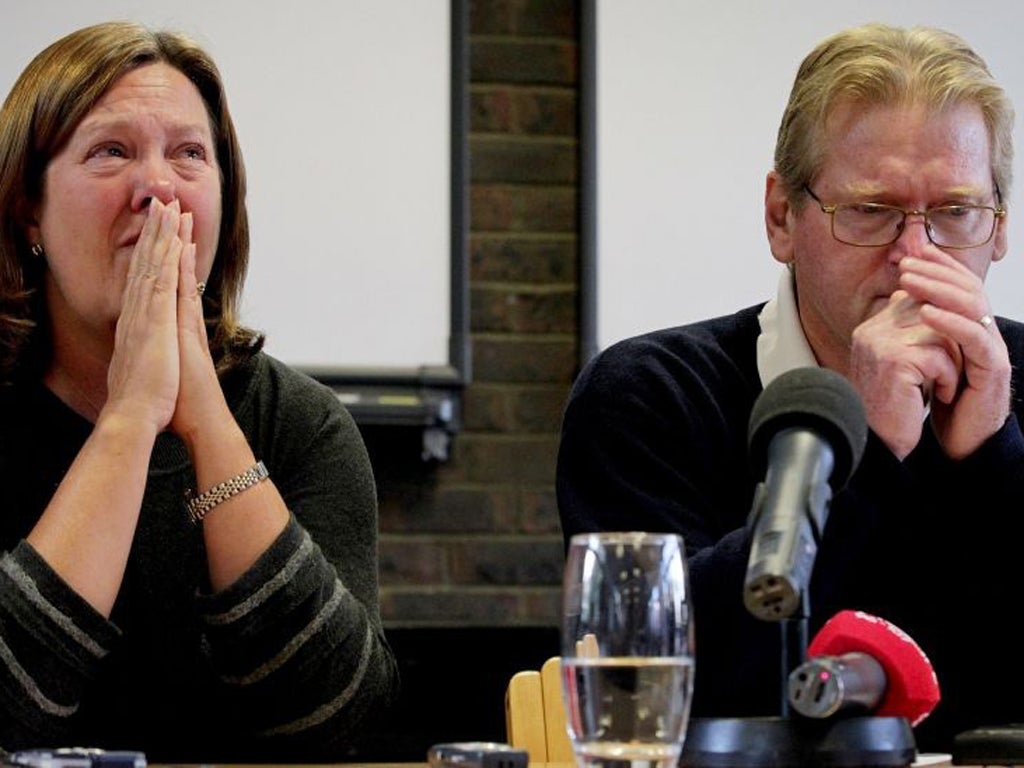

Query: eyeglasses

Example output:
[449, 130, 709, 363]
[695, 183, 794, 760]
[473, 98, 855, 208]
[803, 184, 1005, 249]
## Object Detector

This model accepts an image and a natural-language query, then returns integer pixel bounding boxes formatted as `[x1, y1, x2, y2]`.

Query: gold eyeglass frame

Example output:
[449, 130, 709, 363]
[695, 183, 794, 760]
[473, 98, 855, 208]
[802, 183, 1006, 250]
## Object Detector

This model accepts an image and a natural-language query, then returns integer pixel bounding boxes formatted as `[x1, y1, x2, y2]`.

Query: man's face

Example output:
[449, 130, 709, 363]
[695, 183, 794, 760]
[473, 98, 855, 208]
[766, 100, 1007, 373]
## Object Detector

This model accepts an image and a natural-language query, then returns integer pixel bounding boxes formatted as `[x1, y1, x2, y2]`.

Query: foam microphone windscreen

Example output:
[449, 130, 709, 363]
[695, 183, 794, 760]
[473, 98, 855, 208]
[748, 367, 868, 489]
[808, 610, 941, 727]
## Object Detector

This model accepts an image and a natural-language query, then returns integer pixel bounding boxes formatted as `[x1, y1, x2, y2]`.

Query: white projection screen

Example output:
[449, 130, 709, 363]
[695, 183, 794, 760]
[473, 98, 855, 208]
[0, 1, 456, 377]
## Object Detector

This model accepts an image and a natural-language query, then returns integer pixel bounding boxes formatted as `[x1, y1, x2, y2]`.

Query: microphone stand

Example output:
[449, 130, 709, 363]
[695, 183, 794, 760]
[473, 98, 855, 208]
[680, 586, 917, 768]
[778, 591, 809, 718]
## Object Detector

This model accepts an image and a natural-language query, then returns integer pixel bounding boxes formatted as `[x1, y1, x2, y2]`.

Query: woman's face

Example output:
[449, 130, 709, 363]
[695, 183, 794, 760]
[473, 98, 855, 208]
[28, 61, 222, 350]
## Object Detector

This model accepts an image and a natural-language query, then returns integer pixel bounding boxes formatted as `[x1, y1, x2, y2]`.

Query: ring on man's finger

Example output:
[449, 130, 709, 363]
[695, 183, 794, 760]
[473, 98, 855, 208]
[196, 281, 206, 296]
[978, 314, 994, 329]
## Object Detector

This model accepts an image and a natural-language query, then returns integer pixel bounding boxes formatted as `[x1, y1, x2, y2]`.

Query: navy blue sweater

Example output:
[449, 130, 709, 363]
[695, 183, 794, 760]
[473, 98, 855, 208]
[557, 304, 1024, 752]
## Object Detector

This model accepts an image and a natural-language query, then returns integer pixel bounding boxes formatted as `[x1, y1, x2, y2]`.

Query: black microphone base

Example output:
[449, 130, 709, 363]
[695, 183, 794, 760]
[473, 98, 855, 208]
[680, 715, 917, 768]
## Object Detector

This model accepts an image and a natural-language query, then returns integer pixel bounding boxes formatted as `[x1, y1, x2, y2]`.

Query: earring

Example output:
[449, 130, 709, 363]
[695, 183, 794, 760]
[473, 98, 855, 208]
[30, 243, 44, 257]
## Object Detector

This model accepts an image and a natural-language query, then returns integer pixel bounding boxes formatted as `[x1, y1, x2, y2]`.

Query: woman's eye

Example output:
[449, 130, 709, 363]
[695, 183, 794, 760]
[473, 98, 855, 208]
[180, 145, 207, 161]
[89, 144, 126, 159]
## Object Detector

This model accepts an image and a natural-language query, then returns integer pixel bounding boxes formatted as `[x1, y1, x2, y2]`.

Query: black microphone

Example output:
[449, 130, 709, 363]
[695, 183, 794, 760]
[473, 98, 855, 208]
[743, 367, 868, 622]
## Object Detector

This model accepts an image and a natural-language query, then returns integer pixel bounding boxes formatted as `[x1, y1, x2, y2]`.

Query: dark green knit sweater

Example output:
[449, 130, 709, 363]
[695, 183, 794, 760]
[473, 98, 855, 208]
[0, 352, 399, 762]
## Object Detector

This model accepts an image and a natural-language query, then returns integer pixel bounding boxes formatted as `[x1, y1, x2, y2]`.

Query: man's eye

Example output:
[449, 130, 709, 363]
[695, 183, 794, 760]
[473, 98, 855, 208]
[848, 203, 892, 216]
[940, 205, 971, 218]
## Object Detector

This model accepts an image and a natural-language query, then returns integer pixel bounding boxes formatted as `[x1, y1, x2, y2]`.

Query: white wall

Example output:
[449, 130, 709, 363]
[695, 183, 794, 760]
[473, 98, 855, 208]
[0, 1, 451, 372]
[597, 1, 1024, 351]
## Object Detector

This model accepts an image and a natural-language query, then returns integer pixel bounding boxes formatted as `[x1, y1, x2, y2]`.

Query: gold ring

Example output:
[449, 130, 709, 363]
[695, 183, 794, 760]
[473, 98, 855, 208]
[978, 314, 993, 329]
[196, 281, 206, 296]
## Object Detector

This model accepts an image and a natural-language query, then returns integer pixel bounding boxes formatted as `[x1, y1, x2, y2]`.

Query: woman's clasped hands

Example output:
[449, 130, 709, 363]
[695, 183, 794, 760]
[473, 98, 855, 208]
[106, 197, 222, 441]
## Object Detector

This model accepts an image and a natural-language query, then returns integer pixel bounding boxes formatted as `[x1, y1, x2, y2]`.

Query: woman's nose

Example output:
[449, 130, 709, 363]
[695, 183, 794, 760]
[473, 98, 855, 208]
[130, 158, 177, 211]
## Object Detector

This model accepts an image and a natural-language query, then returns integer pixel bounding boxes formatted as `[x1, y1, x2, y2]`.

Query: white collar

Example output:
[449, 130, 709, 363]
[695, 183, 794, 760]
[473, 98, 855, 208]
[756, 267, 818, 387]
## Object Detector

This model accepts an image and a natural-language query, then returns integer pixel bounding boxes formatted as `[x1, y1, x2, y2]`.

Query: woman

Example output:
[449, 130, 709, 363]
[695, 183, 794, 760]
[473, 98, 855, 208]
[0, 21, 398, 761]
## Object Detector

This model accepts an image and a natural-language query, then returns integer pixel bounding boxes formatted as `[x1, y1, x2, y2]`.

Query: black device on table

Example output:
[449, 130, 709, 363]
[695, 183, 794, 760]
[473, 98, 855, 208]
[952, 725, 1024, 765]
[2, 748, 145, 768]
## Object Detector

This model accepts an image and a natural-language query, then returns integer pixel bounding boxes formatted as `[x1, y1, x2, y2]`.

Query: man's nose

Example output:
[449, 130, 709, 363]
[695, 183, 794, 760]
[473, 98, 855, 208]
[890, 211, 934, 259]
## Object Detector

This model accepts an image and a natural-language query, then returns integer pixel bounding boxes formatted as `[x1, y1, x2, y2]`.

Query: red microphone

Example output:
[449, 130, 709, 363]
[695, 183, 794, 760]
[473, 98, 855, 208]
[787, 610, 941, 727]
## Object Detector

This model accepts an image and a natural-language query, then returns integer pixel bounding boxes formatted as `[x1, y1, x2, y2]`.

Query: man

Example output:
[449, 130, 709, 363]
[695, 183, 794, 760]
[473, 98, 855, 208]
[557, 22, 1024, 752]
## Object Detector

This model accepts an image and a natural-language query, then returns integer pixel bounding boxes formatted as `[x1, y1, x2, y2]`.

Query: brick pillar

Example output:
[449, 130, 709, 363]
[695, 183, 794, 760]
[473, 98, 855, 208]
[375, 0, 579, 628]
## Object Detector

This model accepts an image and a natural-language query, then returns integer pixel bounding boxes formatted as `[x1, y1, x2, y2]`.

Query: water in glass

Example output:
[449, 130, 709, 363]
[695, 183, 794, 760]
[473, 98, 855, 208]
[561, 532, 694, 768]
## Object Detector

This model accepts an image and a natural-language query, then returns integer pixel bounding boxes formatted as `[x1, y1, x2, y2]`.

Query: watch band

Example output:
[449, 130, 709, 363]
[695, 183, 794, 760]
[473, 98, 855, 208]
[185, 460, 269, 524]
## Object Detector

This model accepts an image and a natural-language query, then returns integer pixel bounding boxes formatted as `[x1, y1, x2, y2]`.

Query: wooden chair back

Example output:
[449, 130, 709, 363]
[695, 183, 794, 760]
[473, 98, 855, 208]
[504, 656, 574, 762]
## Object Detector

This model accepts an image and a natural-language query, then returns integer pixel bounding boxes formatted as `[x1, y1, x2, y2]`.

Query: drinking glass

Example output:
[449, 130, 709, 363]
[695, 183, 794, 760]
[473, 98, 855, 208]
[561, 532, 694, 768]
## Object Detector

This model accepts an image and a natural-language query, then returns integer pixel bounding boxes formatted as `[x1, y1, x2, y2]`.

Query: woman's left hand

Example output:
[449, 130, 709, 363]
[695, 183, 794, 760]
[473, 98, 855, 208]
[168, 213, 230, 443]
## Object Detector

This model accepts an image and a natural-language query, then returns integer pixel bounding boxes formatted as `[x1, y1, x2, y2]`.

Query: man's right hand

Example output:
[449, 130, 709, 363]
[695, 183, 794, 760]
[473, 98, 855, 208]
[848, 289, 962, 460]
